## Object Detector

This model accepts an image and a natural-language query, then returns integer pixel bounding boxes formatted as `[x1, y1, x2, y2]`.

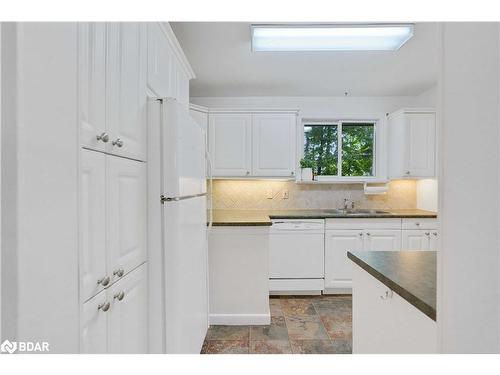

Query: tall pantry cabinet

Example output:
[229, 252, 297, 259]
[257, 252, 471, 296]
[78, 22, 148, 354]
[78, 22, 193, 354]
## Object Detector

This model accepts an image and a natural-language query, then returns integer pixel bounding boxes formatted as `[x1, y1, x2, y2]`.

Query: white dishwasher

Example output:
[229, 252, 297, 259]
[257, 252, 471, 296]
[269, 219, 325, 294]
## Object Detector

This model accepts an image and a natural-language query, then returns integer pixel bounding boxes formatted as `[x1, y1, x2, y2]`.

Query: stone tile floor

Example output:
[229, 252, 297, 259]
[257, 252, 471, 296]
[201, 295, 352, 354]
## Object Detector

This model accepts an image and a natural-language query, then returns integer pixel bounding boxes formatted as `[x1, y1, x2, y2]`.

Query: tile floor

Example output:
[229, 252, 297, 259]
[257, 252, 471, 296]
[201, 295, 352, 354]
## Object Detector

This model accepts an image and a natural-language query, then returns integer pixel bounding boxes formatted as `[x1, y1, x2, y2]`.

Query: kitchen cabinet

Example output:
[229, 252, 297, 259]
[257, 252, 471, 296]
[106, 156, 147, 285]
[388, 109, 436, 178]
[81, 264, 147, 354]
[108, 263, 148, 354]
[79, 22, 147, 161]
[402, 230, 439, 251]
[106, 23, 147, 161]
[80, 150, 107, 302]
[352, 264, 437, 353]
[325, 230, 364, 290]
[208, 111, 298, 178]
[209, 113, 252, 176]
[252, 114, 297, 177]
[324, 219, 402, 292]
[363, 229, 401, 251]
[80, 149, 147, 303]
[78, 23, 107, 153]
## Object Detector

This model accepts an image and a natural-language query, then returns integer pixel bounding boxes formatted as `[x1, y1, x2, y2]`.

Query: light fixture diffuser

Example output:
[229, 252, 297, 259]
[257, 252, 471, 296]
[251, 24, 414, 52]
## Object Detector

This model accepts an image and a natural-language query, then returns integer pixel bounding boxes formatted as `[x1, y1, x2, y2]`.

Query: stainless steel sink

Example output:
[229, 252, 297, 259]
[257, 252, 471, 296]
[322, 209, 390, 215]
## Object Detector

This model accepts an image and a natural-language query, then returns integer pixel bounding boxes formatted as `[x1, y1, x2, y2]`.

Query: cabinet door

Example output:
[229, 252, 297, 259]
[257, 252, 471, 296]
[107, 23, 147, 161]
[209, 114, 252, 176]
[252, 114, 296, 177]
[81, 291, 108, 354]
[401, 230, 431, 251]
[147, 23, 173, 97]
[325, 230, 364, 289]
[405, 113, 435, 177]
[80, 149, 107, 302]
[364, 230, 401, 251]
[79, 23, 107, 152]
[106, 156, 147, 284]
[108, 264, 148, 354]
[429, 231, 439, 251]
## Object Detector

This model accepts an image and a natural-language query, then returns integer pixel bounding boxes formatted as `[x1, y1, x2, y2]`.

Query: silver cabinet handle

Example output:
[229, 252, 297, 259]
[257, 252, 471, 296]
[366, 232, 371, 236]
[246, 171, 250, 175]
[113, 268, 124, 278]
[112, 138, 124, 147]
[97, 276, 110, 287]
[114, 291, 125, 301]
[380, 290, 393, 300]
[291, 171, 295, 176]
[425, 232, 430, 236]
[96, 132, 109, 143]
[98, 302, 110, 312]
[405, 171, 411, 175]
[415, 222, 421, 226]
[359, 232, 363, 237]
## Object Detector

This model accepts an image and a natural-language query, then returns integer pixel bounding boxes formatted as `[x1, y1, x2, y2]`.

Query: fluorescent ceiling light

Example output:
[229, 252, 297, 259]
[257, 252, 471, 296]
[251, 24, 414, 52]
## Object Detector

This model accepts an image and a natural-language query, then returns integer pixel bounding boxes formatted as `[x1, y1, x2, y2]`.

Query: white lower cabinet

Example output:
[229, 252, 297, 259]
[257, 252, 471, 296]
[81, 263, 147, 354]
[352, 265, 437, 353]
[401, 219, 439, 251]
[108, 263, 148, 354]
[324, 219, 402, 292]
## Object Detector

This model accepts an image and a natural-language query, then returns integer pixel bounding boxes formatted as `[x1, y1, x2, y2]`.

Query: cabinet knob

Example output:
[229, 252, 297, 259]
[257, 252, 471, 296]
[359, 232, 363, 237]
[366, 232, 371, 236]
[405, 171, 411, 175]
[415, 222, 420, 226]
[114, 291, 125, 301]
[112, 138, 124, 147]
[246, 171, 250, 175]
[425, 232, 430, 236]
[113, 268, 124, 278]
[96, 132, 109, 143]
[291, 171, 295, 176]
[97, 276, 110, 287]
[433, 232, 438, 236]
[380, 290, 393, 300]
[97, 302, 110, 312]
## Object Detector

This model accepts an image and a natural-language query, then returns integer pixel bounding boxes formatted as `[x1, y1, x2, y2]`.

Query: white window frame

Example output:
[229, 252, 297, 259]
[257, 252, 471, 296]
[298, 115, 388, 183]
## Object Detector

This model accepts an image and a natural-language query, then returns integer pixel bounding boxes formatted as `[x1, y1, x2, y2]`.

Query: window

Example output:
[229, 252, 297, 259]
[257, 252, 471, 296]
[303, 122, 376, 178]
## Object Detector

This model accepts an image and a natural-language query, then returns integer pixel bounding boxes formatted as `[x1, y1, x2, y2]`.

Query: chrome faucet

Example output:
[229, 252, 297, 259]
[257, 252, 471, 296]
[343, 198, 355, 210]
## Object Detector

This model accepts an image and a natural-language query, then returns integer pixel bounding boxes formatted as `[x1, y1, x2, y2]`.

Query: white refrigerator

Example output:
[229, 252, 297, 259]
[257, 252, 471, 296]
[148, 97, 209, 354]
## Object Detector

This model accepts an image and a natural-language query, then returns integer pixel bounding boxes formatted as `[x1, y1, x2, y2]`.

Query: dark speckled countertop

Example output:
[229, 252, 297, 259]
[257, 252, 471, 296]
[347, 251, 437, 320]
[210, 209, 437, 226]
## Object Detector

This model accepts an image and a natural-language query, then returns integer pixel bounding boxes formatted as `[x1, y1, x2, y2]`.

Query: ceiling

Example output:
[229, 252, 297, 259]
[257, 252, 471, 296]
[171, 22, 438, 97]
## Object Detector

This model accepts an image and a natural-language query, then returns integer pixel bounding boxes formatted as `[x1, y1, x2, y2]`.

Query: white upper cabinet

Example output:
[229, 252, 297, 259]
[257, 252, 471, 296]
[147, 23, 173, 97]
[209, 113, 252, 176]
[80, 150, 107, 302]
[106, 156, 147, 284]
[388, 109, 436, 178]
[79, 23, 107, 152]
[252, 114, 297, 177]
[208, 111, 298, 178]
[106, 23, 147, 161]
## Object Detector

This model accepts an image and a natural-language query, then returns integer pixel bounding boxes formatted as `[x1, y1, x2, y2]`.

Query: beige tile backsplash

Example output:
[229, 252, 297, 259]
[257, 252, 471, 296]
[210, 180, 417, 210]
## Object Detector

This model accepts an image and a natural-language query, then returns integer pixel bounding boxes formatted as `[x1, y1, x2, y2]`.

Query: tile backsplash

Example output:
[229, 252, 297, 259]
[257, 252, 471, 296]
[210, 180, 417, 210]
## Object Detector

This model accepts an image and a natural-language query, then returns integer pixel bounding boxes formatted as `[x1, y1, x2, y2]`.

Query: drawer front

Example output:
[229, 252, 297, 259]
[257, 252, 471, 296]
[325, 218, 401, 230]
[269, 233, 324, 278]
[402, 218, 438, 230]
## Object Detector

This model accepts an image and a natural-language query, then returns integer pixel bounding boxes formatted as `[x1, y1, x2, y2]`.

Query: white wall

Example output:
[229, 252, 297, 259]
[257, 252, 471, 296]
[191, 94, 436, 119]
[1, 23, 80, 352]
[439, 23, 500, 353]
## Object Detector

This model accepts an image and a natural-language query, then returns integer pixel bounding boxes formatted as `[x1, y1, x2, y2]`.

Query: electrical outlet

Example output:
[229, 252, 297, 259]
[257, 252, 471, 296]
[266, 189, 273, 199]
[282, 190, 289, 199]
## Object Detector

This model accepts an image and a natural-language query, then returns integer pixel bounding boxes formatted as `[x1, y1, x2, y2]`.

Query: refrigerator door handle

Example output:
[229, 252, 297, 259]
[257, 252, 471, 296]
[160, 192, 207, 203]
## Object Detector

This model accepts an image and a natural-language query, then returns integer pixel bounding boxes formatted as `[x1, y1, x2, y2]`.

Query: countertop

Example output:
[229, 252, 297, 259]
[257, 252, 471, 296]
[347, 251, 437, 320]
[210, 209, 437, 226]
